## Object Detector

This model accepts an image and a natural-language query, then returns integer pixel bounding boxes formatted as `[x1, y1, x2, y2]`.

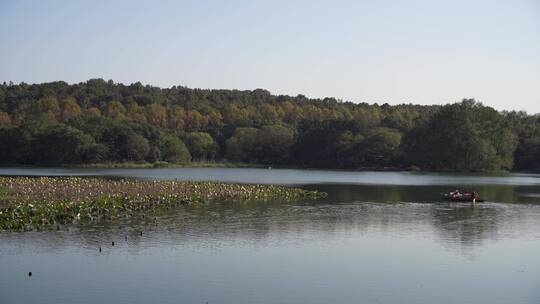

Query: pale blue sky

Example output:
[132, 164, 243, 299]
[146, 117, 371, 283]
[1, 0, 539, 113]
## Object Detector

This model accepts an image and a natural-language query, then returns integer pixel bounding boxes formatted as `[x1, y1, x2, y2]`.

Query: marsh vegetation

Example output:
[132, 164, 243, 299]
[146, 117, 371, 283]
[0, 177, 326, 231]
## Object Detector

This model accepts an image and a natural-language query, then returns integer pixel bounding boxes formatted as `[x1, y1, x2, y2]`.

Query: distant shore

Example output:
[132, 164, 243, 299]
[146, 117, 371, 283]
[0, 162, 520, 174]
[67, 161, 265, 169]
[0, 162, 418, 172]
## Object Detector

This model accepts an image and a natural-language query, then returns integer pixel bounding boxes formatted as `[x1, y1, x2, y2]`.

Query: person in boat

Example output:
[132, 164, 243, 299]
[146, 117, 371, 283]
[450, 190, 461, 199]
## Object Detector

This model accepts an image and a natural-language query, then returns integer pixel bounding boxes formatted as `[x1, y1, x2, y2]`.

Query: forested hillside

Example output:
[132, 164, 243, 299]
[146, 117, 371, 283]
[0, 79, 538, 172]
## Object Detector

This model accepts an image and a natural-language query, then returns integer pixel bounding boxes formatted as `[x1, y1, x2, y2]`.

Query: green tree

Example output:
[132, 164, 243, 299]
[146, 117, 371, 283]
[403, 100, 517, 171]
[102, 101, 126, 120]
[225, 127, 259, 162]
[159, 133, 191, 164]
[32, 124, 105, 164]
[358, 128, 402, 166]
[255, 125, 294, 164]
[184, 132, 218, 160]
[126, 102, 147, 122]
[0, 80, 531, 171]
[123, 133, 150, 161]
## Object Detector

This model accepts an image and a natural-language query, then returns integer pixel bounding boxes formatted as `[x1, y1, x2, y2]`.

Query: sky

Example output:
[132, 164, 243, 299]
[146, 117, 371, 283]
[1, 0, 539, 113]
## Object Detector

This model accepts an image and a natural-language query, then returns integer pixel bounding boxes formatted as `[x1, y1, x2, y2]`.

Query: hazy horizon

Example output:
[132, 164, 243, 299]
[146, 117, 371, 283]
[1, 0, 539, 113]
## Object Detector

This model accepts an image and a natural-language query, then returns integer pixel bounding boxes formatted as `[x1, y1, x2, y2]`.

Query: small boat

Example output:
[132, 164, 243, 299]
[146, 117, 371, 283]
[441, 190, 484, 202]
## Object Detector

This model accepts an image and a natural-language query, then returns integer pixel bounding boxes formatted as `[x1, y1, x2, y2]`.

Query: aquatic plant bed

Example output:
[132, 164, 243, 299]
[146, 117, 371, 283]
[0, 177, 326, 231]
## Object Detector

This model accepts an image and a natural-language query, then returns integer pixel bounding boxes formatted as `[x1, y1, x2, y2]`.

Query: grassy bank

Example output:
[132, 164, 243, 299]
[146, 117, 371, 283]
[66, 161, 266, 169]
[0, 177, 326, 231]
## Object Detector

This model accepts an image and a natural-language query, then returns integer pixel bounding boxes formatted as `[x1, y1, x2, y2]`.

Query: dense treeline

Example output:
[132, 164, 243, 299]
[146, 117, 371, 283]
[0, 79, 538, 172]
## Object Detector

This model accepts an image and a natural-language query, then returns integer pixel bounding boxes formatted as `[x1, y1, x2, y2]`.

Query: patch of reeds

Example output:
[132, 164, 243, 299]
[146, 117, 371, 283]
[0, 177, 326, 231]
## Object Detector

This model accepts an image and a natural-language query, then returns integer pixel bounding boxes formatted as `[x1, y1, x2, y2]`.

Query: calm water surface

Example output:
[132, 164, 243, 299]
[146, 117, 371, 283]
[1, 168, 539, 304]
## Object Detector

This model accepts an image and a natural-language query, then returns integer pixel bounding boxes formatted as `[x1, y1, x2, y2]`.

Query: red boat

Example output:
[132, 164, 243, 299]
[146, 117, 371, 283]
[441, 190, 484, 202]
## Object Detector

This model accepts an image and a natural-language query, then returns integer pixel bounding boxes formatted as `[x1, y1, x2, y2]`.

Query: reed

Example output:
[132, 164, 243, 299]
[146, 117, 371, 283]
[0, 177, 326, 231]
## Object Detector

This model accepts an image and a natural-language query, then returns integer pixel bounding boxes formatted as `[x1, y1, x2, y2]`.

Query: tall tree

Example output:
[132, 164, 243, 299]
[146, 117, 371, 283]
[184, 132, 218, 160]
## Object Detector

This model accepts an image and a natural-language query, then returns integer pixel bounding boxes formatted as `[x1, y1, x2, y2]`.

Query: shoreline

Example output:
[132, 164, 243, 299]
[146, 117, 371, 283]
[0, 162, 520, 174]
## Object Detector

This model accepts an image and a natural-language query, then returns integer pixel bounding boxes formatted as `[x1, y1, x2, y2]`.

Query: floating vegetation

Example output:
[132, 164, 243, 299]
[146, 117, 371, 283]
[0, 177, 326, 231]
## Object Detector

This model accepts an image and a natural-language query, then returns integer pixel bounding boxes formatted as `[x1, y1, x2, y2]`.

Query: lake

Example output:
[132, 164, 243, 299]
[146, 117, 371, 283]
[1, 168, 539, 304]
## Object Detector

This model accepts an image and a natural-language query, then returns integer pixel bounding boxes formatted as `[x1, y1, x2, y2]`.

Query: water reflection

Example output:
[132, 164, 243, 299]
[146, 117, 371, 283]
[430, 203, 501, 251]
[306, 184, 540, 204]
[2, 194, 539, 255]
[2, 181, 540, 255]
[2, 182, 540, 304]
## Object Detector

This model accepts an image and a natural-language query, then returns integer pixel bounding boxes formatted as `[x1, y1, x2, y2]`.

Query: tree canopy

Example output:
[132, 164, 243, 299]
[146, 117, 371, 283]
[0, 80, 538, 172]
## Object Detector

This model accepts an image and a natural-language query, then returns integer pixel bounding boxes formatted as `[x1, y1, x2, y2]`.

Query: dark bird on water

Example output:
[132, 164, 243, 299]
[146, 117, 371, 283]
[112, 241, 115, 246]
[28, 272, 32, 277]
